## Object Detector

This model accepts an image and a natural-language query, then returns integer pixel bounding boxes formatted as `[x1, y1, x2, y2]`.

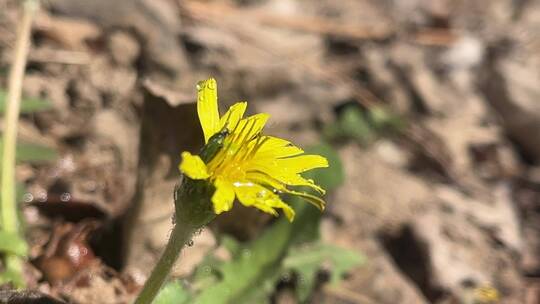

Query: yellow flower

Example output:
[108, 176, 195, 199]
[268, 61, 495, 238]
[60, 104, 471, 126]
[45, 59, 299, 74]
[179, 78, 328, 221]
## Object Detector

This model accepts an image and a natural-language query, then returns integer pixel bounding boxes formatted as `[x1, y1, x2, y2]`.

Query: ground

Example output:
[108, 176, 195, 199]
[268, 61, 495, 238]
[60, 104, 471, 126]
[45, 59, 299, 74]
[0, 0, 539, 303]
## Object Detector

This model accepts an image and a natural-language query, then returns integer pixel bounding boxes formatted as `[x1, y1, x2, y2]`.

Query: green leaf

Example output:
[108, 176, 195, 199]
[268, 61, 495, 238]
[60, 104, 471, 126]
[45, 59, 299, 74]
[193, 219, 291, 304]
[0, 138, 57, 163]
[284, 143, 345, 245]
[220, 235, 241, 258]
[154, 280, 191, 304]
[234, 269, 281, 304]
[0, 90, 52, 113]
[285, 243, 364, 286]
[282, 243, 364, 302]
[340, 105, 373, 142]
[0, 231, 28, 256]
[16, 182, 26, 203]
[327, 245, 365, 286]
[295, 267, 318, 302]
[367, 105, 405, 133]
[15, 142, 57, 163]
[0, 268, 25, 287]
[324, 104, 405, 143]
[191, 255, 221, 291]
[302, 143, 344, 191]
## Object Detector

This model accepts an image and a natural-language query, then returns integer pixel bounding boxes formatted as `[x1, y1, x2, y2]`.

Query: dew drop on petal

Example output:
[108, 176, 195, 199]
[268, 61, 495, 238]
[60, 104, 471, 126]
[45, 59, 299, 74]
[207, 81, 216, 90]
[187, 239, 194, 247]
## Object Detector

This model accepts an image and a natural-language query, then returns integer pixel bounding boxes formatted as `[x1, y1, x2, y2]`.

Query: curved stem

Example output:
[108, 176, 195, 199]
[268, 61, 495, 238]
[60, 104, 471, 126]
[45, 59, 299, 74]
[133, 220, 194, 304]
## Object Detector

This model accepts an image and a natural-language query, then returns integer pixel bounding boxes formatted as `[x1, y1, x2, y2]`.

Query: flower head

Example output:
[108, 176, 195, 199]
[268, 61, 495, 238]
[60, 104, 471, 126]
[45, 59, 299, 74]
[179, 78, 328, 221]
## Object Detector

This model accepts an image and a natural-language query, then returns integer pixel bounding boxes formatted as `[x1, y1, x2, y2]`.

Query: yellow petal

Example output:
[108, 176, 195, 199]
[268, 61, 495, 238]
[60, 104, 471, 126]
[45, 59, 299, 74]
[231, 113, 269, 143]
[212, 178, 235, 214]
[244, 172, 322, 215]
[263, 198, 294, 222]
[179, 152, 210, 179]
[282, 188, 325, 211]
[280, 202, 295, 222]
[276, 155, 329, 173]
[219, 102, 247, 131]
[245, 171, 285, 190]
[282, 174, 326, 194]
[234, 183, 295, 221]
[197, 78, 220, 143]
[247, 161, 326, 194]
[246, 172, 326, 202]
[253, 136, 304, 159]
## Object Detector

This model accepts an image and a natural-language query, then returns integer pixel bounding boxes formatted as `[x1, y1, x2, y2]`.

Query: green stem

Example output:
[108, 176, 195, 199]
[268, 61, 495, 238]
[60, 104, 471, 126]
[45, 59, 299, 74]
[1, 0, 38, 285]
[133, 220, 195, 304]
[133, 177, 216, 303]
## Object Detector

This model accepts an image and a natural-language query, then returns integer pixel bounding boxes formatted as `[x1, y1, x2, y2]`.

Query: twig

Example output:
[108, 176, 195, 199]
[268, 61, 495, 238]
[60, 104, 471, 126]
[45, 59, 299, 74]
[182, 1, 392, 41]
[413, 28, 458, 46]
[180, 0, 383, 108]
[1, 0, 39, 286]
[29, 48, 90, 65]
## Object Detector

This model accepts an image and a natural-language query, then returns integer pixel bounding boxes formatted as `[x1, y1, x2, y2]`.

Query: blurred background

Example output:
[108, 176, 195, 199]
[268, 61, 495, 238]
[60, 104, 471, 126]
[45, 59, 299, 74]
[0, 0, 539, 303]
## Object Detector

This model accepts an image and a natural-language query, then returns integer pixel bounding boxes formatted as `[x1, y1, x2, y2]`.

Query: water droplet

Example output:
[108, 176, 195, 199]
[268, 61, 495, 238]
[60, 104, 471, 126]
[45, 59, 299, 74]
[196, 83, 202, 91]
[241, 249, 251, 258]
[60, 192, 71, 202]
[187, 240, 194, 247]
[207, 81, 216, 90]
[37, 191, 47, 202]
[22, 193, 34, 203]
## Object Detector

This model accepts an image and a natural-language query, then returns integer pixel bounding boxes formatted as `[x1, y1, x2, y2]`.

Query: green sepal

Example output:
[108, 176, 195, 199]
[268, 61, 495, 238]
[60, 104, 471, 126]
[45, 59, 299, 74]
[174, 178, 216, 229]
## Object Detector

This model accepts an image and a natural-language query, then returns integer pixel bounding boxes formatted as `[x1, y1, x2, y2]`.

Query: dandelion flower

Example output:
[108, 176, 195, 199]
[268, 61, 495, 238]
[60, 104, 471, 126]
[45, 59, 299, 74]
[179, 78, 328, 221]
